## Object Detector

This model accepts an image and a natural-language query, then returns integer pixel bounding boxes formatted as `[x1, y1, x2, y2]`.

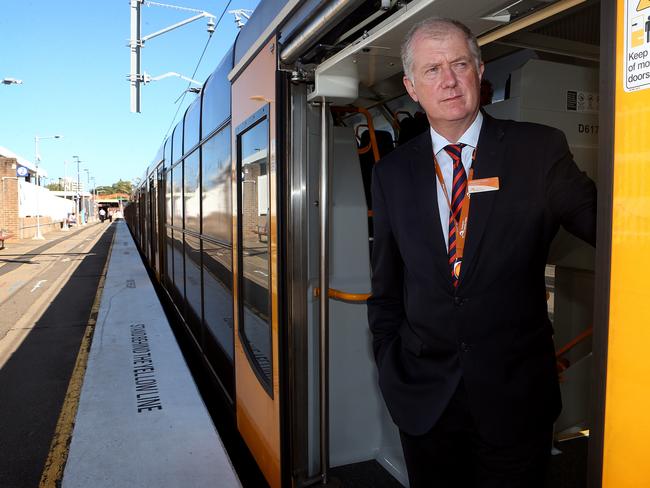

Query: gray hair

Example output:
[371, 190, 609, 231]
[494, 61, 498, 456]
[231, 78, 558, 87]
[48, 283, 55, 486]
[401, 18, 482, 81]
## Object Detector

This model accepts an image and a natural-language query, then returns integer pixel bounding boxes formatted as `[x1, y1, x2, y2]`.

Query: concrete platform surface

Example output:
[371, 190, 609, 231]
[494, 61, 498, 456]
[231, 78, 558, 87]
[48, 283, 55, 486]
[63, 221, 240, 488]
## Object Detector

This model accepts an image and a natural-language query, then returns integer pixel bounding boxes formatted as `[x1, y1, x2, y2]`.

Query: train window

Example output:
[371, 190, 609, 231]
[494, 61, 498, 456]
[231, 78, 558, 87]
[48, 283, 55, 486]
[165, 169, 172, 226]
[184, 100, 200, 154]
[166, 227, 174, 288]
[202, 47, 233, 139]
[173, 229, 185, 301]
[346, 107, 396, 142]
[384, 94, 423, 120]
[184, 234, 202, 329]
[164, 138, 171, 170]
[236, 106, 272, 393]
[184, 150, 200, 233]
[202, 125, 232, 242]
[172, 123, 183, 164]
[203, 236, 234, 364]
[153, 143, 164, 170]
[172, 162, 183, 228]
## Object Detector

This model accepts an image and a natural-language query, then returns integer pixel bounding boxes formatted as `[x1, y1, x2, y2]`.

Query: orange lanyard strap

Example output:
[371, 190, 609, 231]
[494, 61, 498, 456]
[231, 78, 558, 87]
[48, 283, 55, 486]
[434, 149, 476, 260]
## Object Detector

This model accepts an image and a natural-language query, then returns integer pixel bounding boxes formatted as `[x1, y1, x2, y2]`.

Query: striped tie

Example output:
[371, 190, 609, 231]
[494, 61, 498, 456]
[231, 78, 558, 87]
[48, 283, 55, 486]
[445, 143, 467, 287]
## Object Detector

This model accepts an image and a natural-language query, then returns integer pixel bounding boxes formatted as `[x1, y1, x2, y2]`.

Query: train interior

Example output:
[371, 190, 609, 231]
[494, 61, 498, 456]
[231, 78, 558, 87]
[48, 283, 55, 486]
[294, 0, 600, 484]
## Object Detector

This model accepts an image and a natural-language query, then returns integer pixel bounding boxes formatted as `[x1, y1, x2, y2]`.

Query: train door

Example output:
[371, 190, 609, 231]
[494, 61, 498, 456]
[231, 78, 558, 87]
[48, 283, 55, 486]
[157, 166, 165, 278]
[140, 188, 146, 251]
[231, 37, 282, 487]
[291, 96, 403, 485]
[283, 0, 608, 486]
[149, 175, 158, 278]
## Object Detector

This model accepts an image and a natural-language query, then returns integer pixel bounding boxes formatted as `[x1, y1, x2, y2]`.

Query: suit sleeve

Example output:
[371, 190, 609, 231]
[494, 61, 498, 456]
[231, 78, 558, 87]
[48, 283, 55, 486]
[545, 128, 597, 246]
[367, 163, 406, 367]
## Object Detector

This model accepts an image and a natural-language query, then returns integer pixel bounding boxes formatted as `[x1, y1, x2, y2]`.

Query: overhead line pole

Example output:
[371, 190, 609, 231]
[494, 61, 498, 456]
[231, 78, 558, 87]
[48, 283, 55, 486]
[73, 156, 83, 222]
[141, 12, 213, 42]
[128, 0, 215, 113]
[130, 0, 142, 113]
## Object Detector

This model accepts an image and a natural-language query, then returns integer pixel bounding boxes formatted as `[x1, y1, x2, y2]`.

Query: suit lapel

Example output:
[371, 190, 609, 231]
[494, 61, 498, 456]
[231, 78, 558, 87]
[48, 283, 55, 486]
[408, 132, 452, 285]
[459, 114, 506, 285]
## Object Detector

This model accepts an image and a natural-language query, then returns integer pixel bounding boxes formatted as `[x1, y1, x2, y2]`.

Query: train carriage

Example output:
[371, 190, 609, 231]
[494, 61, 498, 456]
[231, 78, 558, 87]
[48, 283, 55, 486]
[125, 0, 650, 486]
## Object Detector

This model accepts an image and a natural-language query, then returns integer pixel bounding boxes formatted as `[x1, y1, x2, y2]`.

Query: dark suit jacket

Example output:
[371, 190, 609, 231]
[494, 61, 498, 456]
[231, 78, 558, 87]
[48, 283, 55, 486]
[367, 113, 597, 444]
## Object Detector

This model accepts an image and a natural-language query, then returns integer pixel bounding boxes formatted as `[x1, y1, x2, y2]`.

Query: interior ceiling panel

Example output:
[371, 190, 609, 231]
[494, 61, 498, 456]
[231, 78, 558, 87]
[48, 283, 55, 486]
[312, 0, 570, 91]
[531, 1, 600, 45]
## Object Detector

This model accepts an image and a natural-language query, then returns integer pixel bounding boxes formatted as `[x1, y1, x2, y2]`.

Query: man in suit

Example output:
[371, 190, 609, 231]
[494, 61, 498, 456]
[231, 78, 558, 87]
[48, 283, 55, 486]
[367, 17, 596, 487]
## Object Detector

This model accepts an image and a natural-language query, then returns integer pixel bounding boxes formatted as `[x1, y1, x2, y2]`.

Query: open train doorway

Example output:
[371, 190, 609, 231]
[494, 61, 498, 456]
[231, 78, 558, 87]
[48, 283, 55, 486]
[287, 0, 605, 486]
[481, 6, 601, 477]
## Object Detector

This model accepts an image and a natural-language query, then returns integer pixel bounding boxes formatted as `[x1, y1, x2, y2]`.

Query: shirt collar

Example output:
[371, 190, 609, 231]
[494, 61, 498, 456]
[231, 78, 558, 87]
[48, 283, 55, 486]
[430, 111, 483, 156]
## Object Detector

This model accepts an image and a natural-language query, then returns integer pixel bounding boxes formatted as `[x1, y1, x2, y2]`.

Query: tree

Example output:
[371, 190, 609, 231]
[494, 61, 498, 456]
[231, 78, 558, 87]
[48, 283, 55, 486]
[95, 180, 133, 196]
[112, 179, 133, 194]
[46, 182, 64, 191]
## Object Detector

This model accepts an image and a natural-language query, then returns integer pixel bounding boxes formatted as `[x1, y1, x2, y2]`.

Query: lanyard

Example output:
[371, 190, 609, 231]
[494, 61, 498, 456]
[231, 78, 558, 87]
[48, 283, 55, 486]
[433, 149, 476, 261]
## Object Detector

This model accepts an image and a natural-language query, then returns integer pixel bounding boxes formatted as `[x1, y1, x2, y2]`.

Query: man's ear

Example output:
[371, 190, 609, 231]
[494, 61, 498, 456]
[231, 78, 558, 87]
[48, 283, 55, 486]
[403, 75, 418, 103]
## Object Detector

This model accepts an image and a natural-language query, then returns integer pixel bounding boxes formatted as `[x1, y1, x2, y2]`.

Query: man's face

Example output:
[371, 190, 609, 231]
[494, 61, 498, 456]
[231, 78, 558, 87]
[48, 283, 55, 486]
[403, 29, 484, 138]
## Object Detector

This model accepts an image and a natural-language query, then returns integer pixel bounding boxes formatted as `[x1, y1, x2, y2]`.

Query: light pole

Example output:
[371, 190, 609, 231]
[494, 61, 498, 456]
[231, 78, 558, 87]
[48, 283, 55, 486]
[83, 169, 91, 222]
[90, 176, 97, 221]
[72, 155, 83, 223]
[62, 160, 70, 231]
[34, 135, 62, 240]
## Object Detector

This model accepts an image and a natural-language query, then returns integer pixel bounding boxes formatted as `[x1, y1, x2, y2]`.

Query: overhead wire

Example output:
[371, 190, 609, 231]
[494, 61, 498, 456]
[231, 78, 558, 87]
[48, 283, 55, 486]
[163, 0, 235, 140]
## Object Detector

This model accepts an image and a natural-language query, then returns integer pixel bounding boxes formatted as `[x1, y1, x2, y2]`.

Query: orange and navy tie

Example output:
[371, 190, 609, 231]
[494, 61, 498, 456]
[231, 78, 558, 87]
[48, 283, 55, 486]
[445, 143, 467, 287]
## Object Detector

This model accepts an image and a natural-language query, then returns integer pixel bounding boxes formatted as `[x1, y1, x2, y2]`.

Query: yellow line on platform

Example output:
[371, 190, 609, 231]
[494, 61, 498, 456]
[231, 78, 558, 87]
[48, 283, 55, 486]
[38, 227, 116, 488]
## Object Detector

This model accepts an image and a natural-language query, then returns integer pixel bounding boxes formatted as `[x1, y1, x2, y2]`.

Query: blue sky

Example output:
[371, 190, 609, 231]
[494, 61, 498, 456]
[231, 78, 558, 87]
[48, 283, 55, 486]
[1, 0, 259, 188]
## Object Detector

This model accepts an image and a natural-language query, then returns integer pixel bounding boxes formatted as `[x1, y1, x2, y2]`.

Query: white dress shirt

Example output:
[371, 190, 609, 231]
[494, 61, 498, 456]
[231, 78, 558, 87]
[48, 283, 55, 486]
[430, 112, 484, 250]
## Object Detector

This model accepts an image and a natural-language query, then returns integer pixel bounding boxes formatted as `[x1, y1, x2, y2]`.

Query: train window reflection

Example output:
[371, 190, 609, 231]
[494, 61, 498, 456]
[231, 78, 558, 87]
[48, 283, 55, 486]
[237, 113, 272, 392]
[172, 163, 183, 227]
[166, 169, 172, 226]
[184, 100, 200, 153]
[184, 150, 200, 233]
[173, 230, 184, 300]
[203, 238, 234, 362]
[166, 227, 174, 288]
[202, 126, 232, 242]
[202, 48, 233, 138]
[185, 234, 202, 329]
[172, 123, 183, 164]
[164, 139, 171, 170]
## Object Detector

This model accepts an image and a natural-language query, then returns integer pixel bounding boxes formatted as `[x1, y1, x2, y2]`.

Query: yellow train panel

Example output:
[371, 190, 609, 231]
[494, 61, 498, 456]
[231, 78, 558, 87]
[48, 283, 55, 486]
[603, 1, 650, 486]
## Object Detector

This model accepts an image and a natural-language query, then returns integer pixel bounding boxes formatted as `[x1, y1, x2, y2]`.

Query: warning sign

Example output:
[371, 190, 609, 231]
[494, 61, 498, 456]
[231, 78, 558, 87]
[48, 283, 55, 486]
[625, 0, 650, 91]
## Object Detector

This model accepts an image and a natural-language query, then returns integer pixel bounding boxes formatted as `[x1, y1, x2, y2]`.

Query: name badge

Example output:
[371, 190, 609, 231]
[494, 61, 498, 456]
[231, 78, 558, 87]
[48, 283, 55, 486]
[468, 177, 499, 194]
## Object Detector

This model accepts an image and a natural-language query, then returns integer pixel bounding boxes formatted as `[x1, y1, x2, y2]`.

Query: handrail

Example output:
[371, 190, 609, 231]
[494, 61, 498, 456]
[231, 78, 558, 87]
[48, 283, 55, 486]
[556, 326, 594, 375]
[313, 287, 370, 302]
[354, 124, 373, 155]
[331, 106, 381, 163]
[556, 326, 593, 358]
[395, 110, 412, 120]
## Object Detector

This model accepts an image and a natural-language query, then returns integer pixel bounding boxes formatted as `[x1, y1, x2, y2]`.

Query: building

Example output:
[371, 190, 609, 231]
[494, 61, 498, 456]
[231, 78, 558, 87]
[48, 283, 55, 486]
[57, 176, 85, 193]
[96, 193, 130, 218]
[1, 146, 74, 239]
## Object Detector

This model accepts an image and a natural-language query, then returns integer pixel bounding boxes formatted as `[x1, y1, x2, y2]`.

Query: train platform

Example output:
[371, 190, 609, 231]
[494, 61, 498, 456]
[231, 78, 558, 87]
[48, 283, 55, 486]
[61, 220, 240, 487]
[0, 221, 240, 487]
